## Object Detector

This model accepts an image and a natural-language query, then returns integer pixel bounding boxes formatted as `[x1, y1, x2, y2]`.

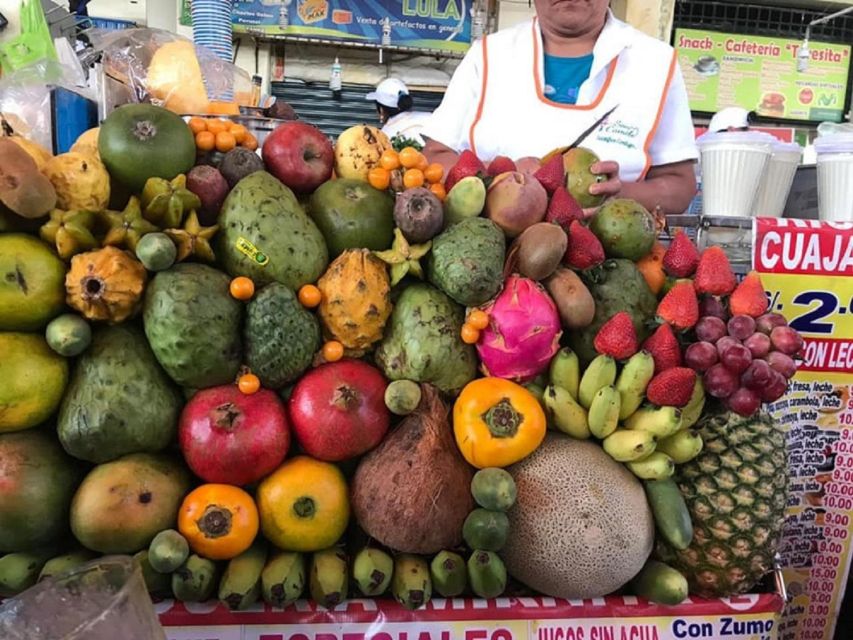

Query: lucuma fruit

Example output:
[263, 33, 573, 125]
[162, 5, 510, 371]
[218, 171, 328, 289]
[58, 325, 181, 463]
[143, 263, 242, 389]
[245, 283, 321, 389]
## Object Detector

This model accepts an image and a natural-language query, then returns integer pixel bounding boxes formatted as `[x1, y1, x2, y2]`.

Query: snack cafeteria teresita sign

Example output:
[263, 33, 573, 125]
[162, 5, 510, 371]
[674, 28, 851, 123]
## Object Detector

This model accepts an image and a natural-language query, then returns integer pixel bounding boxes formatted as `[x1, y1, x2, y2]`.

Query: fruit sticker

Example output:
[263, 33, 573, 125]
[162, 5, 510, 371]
[235, 236, 270, 266]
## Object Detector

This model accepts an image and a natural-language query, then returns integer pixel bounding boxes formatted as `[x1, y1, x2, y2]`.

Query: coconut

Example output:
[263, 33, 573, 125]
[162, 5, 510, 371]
[503, 434, 654, 598]
[351, 385, 474, 554]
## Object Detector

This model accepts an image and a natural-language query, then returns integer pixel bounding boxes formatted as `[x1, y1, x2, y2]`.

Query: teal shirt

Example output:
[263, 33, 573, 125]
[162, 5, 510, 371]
[543, 53, 594, 105]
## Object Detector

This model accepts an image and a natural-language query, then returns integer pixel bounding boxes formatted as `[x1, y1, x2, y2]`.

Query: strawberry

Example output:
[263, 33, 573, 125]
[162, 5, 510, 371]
[646, 367, 696, 408]
[663, 230, 699, 278]
[657, 281, 699, 330]
[564, 221, 604, 270]
[445, 150, 486, 192]
[545, 186, 584, 232]
[594, 311, 638, 360]
[729, 271, 768, 318]
[487, 156, 517, 177]
[533, 154, 565, 195]
[642, 323, 682, 374]
[694, 246, 737, 296]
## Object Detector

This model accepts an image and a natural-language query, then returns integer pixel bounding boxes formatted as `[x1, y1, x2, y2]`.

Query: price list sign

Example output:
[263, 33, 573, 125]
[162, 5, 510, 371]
[753, 217, 853, 640]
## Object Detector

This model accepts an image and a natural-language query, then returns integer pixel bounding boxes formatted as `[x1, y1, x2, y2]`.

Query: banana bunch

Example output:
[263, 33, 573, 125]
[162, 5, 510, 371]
[544, 349, 706, 482]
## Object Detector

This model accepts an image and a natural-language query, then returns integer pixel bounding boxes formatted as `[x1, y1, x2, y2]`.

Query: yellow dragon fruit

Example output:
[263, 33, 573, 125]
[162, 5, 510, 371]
[317, 249, 392, 352]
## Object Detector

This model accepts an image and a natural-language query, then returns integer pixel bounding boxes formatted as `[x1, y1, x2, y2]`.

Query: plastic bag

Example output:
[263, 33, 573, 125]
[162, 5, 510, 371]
[89, 28, 253, 114]
[0, 0, 57, 75]
[0, 58, 90, 150]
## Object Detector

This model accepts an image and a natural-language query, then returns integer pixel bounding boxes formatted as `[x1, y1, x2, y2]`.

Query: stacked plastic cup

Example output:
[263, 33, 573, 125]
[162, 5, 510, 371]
[815, 133, 853, 222]
[752, 140, 803, 218]
[696, 131, 773, 217]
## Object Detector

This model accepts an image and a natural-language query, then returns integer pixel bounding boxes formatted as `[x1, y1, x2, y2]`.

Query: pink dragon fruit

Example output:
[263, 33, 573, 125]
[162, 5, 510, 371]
[476, 275, 562, 382]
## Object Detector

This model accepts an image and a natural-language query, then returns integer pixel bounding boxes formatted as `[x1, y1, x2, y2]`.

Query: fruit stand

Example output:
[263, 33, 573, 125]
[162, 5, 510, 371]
[2, 41, 850, 638]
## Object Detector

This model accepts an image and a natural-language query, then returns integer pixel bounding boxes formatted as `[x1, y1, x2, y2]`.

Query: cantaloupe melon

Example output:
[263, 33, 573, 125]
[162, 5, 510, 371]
[503, 435, 654, 598]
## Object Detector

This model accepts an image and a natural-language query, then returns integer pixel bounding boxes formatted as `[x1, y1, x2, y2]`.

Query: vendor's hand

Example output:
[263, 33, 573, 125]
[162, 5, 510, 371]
[583, 160, 622, 218]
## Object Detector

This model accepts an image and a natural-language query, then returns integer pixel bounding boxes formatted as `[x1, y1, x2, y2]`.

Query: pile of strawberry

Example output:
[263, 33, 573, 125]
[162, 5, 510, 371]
[591, 231, 804, 417]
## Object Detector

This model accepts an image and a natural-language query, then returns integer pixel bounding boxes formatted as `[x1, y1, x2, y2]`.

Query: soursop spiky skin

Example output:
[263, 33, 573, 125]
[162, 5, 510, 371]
[218, 171, 328, 289]
[655, 410, 788, 598]
[569, 259, 657, 364]
[57, 325, 181, 463]
[143, 263, 242, 389]
[317, 249, 392, 351]
[426, 217, 506, 307]
[375, 283, 477, 394]
[245, 283, 320, 388]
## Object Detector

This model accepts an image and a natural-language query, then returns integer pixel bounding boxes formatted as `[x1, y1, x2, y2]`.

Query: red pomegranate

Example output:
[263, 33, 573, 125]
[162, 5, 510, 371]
[289, 360, 390, 461]
[179, 385, 289, 486]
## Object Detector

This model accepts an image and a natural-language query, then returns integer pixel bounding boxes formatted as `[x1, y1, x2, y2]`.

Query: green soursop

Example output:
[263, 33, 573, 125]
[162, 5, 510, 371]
[427, 217, 506, 307]
[58, 325, 181, 463]
[569, 259, 657, 364]
[218, 171, 328, 289]
[245, 282, 321, 388]
[375, 283, 477, 394]
[143, 263, 242, 389]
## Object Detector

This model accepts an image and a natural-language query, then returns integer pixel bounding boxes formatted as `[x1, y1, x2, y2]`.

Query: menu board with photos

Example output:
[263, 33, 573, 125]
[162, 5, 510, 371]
[675, 28, 851, 123]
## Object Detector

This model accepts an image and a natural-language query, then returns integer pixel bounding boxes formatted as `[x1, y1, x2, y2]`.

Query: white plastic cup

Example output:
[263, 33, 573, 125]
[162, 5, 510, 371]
[753, 141, 803, 218]
[815, 133, 853, 222]
[697, 131, 773, 217]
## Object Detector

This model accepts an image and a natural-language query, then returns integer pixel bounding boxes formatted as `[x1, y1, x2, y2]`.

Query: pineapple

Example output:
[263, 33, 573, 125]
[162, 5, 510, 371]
[656, 410, 788, 598]
[317, 249, 392, 352]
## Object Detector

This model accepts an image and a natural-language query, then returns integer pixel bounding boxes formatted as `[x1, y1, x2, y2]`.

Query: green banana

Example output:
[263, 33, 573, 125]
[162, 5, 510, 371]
[588, 385, 621, 439]
[172, 554, 219, 603]
[148, 529, 189, 574]
[632, 560, 688, 605]
[219, 539, 268, 610]
[544, 384, 590, 439]
[392, 554, 432, 610]
[467, 550, 507, 599]
[430, 551, 467, 598]
[262, 551, 306, 607]
[679, 379, 706, 430]
[133, 550, 172, 596]
[657, 429, 704, 464]
[549, 348, 580, 400]
[578, 355, 617, 409]
[38, 549, 96, 582]
[309, 548, 348, 609]
[352, 547, 393, 597]
[644, 479, 694, 550]
[615, 351, 655, 419]
[625, 405, 682, 438]
[0, 548, 56, 597]
[602, 429, 656, 462]
[627, 452, 675, 480]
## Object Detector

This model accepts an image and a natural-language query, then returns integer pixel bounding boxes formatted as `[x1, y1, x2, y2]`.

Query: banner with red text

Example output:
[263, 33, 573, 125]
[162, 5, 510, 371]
[753, 217, 853, 640]
[158, 594, 783, 640]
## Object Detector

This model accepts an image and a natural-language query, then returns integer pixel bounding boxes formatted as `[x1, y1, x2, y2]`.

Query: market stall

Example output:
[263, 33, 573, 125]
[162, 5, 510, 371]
[2, 3, 853, 640]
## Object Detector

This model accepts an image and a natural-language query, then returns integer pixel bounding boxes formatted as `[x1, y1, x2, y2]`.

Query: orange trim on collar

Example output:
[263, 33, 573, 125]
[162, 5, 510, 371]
[637, 49, 678, 181]
[532, 19, 617, 111]
[468, 36, 490, 157]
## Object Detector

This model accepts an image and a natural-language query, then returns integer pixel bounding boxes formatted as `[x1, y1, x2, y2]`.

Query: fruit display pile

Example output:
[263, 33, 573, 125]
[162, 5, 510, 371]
[0, 106, 801, 611]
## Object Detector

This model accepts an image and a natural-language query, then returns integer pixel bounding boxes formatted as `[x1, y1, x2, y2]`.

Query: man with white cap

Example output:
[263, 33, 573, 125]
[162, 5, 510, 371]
[366, 78, 433, 145]
[707, 107, 755, 133]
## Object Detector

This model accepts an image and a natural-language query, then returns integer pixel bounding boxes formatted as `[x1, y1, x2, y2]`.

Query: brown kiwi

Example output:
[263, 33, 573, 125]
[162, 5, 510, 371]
[0, 139, 57, 218]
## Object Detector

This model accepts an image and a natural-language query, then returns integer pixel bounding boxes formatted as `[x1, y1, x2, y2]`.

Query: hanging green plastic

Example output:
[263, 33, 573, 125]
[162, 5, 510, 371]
[0, 0, 59, 75]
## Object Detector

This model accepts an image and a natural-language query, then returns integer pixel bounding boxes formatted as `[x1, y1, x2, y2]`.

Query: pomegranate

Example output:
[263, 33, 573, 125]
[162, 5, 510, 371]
[179, 386, 289, 486]
[289, 360, 390, 461]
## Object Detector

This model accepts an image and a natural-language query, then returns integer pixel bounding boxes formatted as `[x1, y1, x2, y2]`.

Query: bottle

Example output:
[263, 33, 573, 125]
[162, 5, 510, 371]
[330, 57, 342, 98]
[278, 0, 291, 29]
[381, 17, 391, 47]
[251, 75, 262, 107]
[472, 1, 486, 40]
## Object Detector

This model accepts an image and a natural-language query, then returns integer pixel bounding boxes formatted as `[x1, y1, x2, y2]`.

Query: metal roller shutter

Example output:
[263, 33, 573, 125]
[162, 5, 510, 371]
[271, 79, 445, 139]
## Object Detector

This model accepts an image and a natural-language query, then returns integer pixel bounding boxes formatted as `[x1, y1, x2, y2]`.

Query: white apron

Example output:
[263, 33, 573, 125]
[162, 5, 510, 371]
[468, 17, 679, 182]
